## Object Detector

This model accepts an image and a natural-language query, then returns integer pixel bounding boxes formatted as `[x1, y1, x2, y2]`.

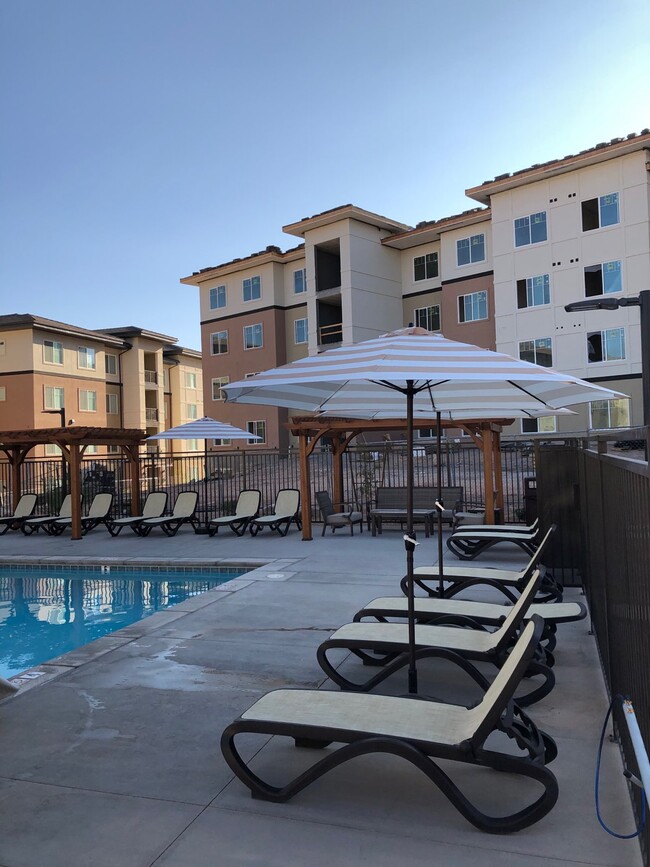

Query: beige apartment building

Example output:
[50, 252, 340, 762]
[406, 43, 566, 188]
[0, 315, 203, 457]
[184, 130, 650, 446]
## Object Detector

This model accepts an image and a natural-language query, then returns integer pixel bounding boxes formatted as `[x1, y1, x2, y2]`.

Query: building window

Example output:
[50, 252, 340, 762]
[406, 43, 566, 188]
[584, 260, 622, 297]
[294, 269, 307, 294]
[85, 444, 98, 455]
[79, 389, 97, 412]
[185, 403, 198, 420]
[590, 398, 630, 429]
[516, 274, 550, 309]
[582, 192, 619, 232]
[0, 386, 5, 401]
[414, 252, 439, 281]
[184, 371, 197, 389]
[519, 338, 553, 367]
[209, 285, 227, 309]
[243, 323, 263, 350]
[243, 276, 261, 302]
[245, 372, 259, 378]
[43, 340, 63, 365]
[185, 439, 200, 451]
[522, 416, 557, 434]
[458, 290, 488, 323]
[212, 376, 229, 401]
[105, 354, 117, 375]
[45, 444, 62, 456]
[587, 327, 625, 363]
[456, 234, 485, 267]
[213, 438, 231, 446]
[44, 386, 65, 410]
[247, 420, 266, 443]
[211, 331, 228, 355]
[414, 305, 440, 332]
[514, 212, 547, 247]
[106, 393, 119, 414]
[107, 444, 120, 454]
[78, 346, 97, 370]
[294, 318, 308, 344]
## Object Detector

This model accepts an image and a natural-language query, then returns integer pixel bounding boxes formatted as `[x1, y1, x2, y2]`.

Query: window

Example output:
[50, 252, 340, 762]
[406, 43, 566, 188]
[247, 420, 266, 443]
[185, 403, 198, 420]
[79, 389, 97, 412]
[414, 305, 440, 332]
[44, 386, 64, 410]
[244, 323, 263, 350]
[78, 346, 97, 370]
[0, 386, 5, 401]
[522, 416, 557, 434]
[414, 252, 439, 281]
[456, 234, 485, 267]
[584, 260, 622, 297]
[587, 327, 625, 363]
[107, 444, 120, 454]
[458, 290, 487, 323]
[293, 269, 307, 294]
[516, 274, 550, 309]
[243, 276, 261, 302]
[294, 318, 308, 344]
[209, 284, 227, 309]
[416, 428, 436, 438]
[184, 371, 197, 389]
[106, 393, 119, 414]
[514, 212, 547, 247]
[43, 340, 63, 365]
[105, 354, 117, 375]
[45, 444, 62, 456]
[590, 398, 631, 429]
[185, 439, 200, 451]
[212, 376, 229, 401]
[85, 444, 98, 455]
[213, 438, 231, 446]
[581, 192, 619, 231]
[245, 372, 259, 378]
[519, 338, 553, 367]
[211, 331, 228, 355]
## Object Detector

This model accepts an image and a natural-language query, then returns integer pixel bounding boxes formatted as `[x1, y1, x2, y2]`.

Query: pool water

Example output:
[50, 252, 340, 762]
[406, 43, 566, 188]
[0, 565, 246, 679]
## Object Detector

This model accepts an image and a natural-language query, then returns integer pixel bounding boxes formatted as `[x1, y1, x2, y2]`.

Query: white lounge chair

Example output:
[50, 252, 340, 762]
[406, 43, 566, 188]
[106, 491, 168, 536]
[208, 489, 261, 537]
[0, 494, 37, 534]
[249, 489, 301, 537]
[21, 494, 76, 535]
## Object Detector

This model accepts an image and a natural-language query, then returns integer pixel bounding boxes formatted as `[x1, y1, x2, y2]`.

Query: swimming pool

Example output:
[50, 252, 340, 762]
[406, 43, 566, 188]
[0, 564, 247, 680]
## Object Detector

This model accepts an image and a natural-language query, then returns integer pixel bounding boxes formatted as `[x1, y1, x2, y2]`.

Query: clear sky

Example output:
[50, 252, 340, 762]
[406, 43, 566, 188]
[1, 0, 648, 350]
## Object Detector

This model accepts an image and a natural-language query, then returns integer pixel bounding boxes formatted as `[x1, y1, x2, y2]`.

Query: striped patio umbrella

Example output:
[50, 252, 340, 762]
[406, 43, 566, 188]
[224, 327, 625, 693]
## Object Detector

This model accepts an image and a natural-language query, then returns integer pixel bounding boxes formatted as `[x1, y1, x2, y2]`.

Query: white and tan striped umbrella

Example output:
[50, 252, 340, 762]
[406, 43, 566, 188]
[147, 417, 261, 441]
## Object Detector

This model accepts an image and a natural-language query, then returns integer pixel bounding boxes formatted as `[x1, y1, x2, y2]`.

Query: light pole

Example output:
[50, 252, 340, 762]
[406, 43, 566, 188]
[564, 290, 650, 427]
[44, 407, 68, 495]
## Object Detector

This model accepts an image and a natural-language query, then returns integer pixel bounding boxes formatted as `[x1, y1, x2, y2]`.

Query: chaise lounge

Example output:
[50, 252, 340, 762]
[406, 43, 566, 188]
[21, 494, 77, 535]
[208, 489, 261, 537]
[105, 491, 168, 536]
[136, 491, 199, 537]
[249, 489, 301, 537]
[49, 492, 113, 536]
[0, 494, 37, 535]
[446, 520, 543, 560]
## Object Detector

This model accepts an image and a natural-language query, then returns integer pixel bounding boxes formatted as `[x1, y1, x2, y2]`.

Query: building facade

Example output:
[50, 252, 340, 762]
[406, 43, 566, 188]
[184, 130, 650, 445]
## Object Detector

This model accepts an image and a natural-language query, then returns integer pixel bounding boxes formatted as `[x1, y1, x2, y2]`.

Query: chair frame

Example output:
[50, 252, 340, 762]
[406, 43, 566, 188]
[49, 493, 113, 536]
[0, 494, 37, 535]
[221, 617, 558, 833]
[208, 489, 261, 537]
[21, 494, 77, 535]
[249, 489, 301, 537]
[315, 490, 363, 536]
[136, 491, 199, 537]
[446, 521, 542, 561]
[105, 491, 168, 536]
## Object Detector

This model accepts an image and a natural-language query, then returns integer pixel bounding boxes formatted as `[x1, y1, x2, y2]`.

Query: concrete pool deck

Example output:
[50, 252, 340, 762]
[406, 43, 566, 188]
[0, 526, 643, 867]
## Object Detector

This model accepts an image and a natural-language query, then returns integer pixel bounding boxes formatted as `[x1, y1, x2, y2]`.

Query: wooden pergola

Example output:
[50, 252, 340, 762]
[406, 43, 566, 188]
[288, 416, 513, 541]
[0, 427, 146, 541]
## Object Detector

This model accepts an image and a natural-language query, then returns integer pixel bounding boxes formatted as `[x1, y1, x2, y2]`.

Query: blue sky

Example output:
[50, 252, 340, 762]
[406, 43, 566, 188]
[1, 0, 648, 350]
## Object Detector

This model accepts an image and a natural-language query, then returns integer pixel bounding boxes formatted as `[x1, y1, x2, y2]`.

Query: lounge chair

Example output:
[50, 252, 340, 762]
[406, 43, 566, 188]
[249, 489, 301, 537]
[446, 520, 543, 560]
[0, 494, 37, 535]
[452, 517, 540, 535]
[221, 617, 558, 833]
[136, 491, 199, 537]
[49, 493, 113, 536]
[208, 489, 261, 537]
[317, 570, 554, 705]
[21, 494, 77, 535]
[105, 491, 168, 536]
[315, 490, 363, 536]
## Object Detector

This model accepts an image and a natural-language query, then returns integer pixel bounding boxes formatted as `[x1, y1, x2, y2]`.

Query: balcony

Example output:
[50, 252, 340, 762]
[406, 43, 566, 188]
[318, 322, 343, 346]
[144, 370, 158, 387]
[145, 408, 158, 422]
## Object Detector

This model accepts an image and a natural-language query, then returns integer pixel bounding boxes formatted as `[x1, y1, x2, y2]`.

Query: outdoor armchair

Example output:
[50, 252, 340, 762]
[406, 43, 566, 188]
[249, 489, 301, 537]
[208, 489, 261, 537]
[0, 494, 37, 535]
[221, 617, 558, 833]
[315, 490, 363, 536]
[49, 493, 113, 536]
[106, 491, 168, 536]
[21, 494, 77, 535]
[136, 491, 199, 537]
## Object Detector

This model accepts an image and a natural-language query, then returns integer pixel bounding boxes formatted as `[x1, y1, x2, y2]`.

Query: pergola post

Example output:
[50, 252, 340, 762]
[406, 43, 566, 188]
[493, 429, 504, 520]
[332, 435, 345, 509]
[125, 445, 141, 516]
[482, 426, 495, 524]
[298, 431, 312, 541]
[69, 444, 83, 541]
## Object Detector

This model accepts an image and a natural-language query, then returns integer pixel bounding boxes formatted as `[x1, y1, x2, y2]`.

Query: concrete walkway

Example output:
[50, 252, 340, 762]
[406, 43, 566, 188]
[0, 526, 643, 867]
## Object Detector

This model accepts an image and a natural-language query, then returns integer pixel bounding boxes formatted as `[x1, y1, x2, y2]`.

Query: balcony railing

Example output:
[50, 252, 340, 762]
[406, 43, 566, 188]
[145, 408, 158, 422]
[318, 323, 343, 345]
[144, 370, 158, 385]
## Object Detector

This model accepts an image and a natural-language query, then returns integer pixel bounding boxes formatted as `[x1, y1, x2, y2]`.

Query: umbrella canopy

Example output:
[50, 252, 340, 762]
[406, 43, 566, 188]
[223, 327, 625, 694]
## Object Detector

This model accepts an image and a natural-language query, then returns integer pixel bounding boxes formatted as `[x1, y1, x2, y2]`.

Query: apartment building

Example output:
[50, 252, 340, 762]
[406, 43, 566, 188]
[185, 130, 650, 444]
[0, 315, 203, 456]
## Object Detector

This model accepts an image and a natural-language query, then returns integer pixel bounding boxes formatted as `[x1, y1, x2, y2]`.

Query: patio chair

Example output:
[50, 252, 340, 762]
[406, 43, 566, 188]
[249, 489, 301, 537]
[105, 491, 168, 536]
[21, 494, 77, 535]
[317, 570, 554, 706]
[49, 493, 113, 536]
[446, 520, 543, 561]
[0, 494, 37, 535]
[136, 491, 199, 537]
[208, 489, 261, 537]
[400, 526, 561, 603]
[221, 617, 559, 833]
[315, 490, 363, 536]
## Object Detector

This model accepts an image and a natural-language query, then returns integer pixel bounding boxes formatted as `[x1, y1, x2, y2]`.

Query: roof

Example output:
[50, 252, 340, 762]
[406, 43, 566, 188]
[466, 129, 650, 204]
[283, 204, 411, 238]
[97, 325, 178, 344]
[163, 345, 202, 360]
[180, 243, 306, 284]
[0, 314, 127, 347]
[382, 207, 491, 249]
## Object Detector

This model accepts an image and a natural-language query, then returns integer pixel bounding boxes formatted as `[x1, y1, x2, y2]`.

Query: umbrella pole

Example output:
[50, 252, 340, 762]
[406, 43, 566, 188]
[405, 381, 418, 695]
[436, 411, 444, 596]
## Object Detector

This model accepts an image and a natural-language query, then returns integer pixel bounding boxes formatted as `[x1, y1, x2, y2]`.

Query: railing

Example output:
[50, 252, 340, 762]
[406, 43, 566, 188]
[318, 323, 343, 345]
[144, 370, 157, 385]
[145, 408, 158, 422]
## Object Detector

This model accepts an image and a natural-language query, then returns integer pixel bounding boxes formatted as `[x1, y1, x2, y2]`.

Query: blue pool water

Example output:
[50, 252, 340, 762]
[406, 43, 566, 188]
[0, 564, 246, 679]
